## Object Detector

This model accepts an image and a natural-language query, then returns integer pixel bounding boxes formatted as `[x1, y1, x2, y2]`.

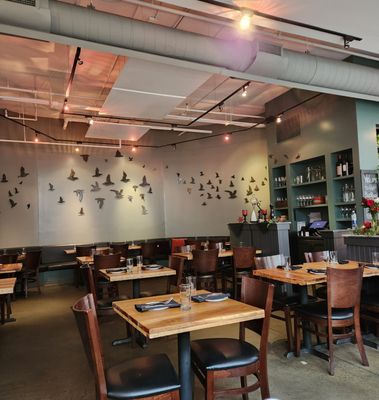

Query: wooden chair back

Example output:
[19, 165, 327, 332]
[233, 247, 256, 271]
[254, 254, 284, 270]
[304, 251, 328, 263]
[0, 253, 18, 264]
[81, 264, 99, 304]
[76, 245, 95, 257]
[93, 254, 121, 283]
[186, 240, 202, 250]
[72, 294, 107, 400]
[327, 266, 363, 309]
[23, 250, 41, 271]
[141, 242, 157, 260]
[110, 243, 129, 258]
[191, 249, 219, 274]
[167, 255, 185, 292]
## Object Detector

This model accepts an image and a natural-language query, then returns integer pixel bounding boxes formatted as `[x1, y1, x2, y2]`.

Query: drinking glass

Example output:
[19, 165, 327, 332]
[322, 250, 330, 266]
[372, 251, 379, 265]
[329, 251, 338, 264]
[136, 255, 143, 272]
[186, 245, 191, 253]
[179, 283, 192, 311]
[186, 276, 197, 293]
[284, 256, 291, 271]
[126, 258, 133, 272]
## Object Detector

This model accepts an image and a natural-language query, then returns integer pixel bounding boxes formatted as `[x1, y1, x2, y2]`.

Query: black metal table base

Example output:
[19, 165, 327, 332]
[178, 332, 192, 400]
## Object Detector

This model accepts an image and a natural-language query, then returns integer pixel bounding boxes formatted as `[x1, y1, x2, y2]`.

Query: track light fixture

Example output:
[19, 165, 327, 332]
[34, 133, 39, 142]
[242, 86, 247, 97]
[88, 118, 94, 125]
[239, 9, 253, 31]
[276, 115, 282, 124]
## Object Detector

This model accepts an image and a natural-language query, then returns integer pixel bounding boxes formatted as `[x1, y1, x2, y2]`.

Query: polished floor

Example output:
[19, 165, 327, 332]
[1, 283, 379, 400]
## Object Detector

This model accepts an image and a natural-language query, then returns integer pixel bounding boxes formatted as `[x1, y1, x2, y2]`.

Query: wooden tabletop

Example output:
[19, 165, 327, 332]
[76, 256, 125, 265]
[0, 278, 16, 295]
[113, 290, 265, 339]
[100, 266, 176, 282]
[0, 263, 23, 274]
[253, 261, 379, 286]
[65, 244, 141, 255]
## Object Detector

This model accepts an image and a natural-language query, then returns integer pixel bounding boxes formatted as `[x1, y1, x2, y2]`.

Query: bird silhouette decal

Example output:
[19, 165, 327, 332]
[80, 154, 89, 162]
[132, 185, 138, 192]
[264, 177, 268, 181]
[14, 187, 19, 194]
[200, 193, 204, 197]
[284, 154, 289, 159]
[141, 205, 148, 215]
[187, 188, 192, 194]
[190, 177, 195, 184]
[250, 177, 255, 183]
[48, 183, 55, 191]
[254, 185, 260, 191]
[199, 183, 204, 191]
[139, 175, 150, 187]
[211, 185, 215, 189]
[148, 187, 153, 194]
[140, 193, 145, 201]
[241, 177, 245, 181]
[219, 179, 222, 184]
[142, 164, 146, 168]
[58, 196, 65, 204]
[1, 174, 8, 183]
[200, 171, 204, 176]
[78, 207, 85, 216]
[90, 182, 101, 192]
[121, 171, 130, 183]
[216, 186, 219, 192]
[296, 153, 301, 159]
[225, 190, 237, 199]
[246, 185, 253, 196]
[128, 157, 133, 162]
[92, 168, 102, 178]
[216, 194, 221, 200]
[229, 181, 234, 188]
[9, 199, 17, 208]
[201, 202, 207, 206]
[68, 169, 79, 181]
[8, 190, 13, 197]
[103, 174, 114, 186]
[18, 166, 29, 178]
[231, 174, 235, 179]
[244, 198, 249, 203]
[206, 179, 212, 185]
[261, 181, 265, 186]
[27, 203, 31, 209]
[215, 172, 219, 178]
[73, 189, 84, 202]
[207, 193, 212, 199]
[127, 195, 133, 202]
[95, 198, 105, 209]
[19, 181, 23, 185]
[110, 189, 124, 199]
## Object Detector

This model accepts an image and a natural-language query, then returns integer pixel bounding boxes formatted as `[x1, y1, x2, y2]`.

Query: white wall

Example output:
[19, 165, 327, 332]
[161, 130, 270, 237]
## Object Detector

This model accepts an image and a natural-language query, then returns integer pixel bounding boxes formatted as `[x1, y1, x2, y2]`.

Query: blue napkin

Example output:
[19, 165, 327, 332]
[135, 299, 180, 312]
[191, 293, 230, 303]
[106, 267, 127, 273]
[307, 268, 326, 275]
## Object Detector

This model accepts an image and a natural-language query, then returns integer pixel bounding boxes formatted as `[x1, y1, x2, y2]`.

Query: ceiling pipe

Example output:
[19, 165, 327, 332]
[0, 138, 122, 149]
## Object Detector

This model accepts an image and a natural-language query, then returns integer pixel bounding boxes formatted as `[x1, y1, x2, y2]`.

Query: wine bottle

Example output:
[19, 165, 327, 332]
[336, 154, 342, 177]
[342, 154, 348, 176]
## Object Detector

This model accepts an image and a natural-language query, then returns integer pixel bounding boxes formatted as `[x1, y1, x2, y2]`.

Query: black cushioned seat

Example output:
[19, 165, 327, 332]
[274, 294, 318, 307]
[191, 338, 259, 371]
[106, 354, 180, 399]
[296, 301, 353, 320]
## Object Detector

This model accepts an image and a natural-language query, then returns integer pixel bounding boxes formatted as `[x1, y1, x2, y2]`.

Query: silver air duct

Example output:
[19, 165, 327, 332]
[1, 0, 379, 97]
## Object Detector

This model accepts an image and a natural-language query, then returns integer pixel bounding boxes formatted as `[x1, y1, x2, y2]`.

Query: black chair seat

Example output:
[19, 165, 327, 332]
[106, 353, 180, 399]
[361, 294, 379, 307]
[191, 338, 259, 371]
[274, 294, 318, 307]
[296, 301, 353, 320]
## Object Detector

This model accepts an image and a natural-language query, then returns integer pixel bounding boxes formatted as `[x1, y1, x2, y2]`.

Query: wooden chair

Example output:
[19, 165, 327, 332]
[191, 249, 219, 291]
[110, 243, 129, 258]
[141, 242, 158, 264]
[186, 240, 202, 250]
[93, 254, 121, 300]
[222, 247, 256, 300]
[254, 254, 317, 353]
[76, 244, 96, 256]
[72, 293, 180, 399]
[191, 277, 274, 400]
[21, 250, 41, 298]
[304, 251, 329, 299]
[294, 266, 369, 375]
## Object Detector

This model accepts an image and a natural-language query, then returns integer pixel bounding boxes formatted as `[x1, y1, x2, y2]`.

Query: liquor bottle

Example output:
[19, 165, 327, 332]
[351, 209, 357, 229]
[342, 154, 348, 176]
[270, 204, 275, 220]
[336, 154, 342, 177]
[348, 154, 354, 175]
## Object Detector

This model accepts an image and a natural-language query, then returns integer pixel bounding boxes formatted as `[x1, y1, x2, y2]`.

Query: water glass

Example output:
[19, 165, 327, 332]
[284, 256, 291, 271]
[126, 258, 133, 272]
[322, 251, 330, 265]
[372, 251, 379, 265]
[329, 251, 338, 264]
[186, 276, 197, 293]
[179, 283, 192, 311]
[136, 255, 143, 267]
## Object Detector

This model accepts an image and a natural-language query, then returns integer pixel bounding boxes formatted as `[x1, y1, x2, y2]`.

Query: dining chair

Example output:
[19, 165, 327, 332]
[304, 251, 329, 299]
[0, 253, 19, 264]
[190, 276, 274, 400]
[93, 254, 121, 300]
[294, 266, 369, 375]
[191, 249, 219, 291]
[222, 247, 256, 300]
[254, 254, 317, 353]
[76, 244, 96, 256]
[20, 250, 41, 298]
[186, 239, 202, 250]
[72, 293, 180, 399]
[141, 242, 158, 264]
[110, 243, 129, 258]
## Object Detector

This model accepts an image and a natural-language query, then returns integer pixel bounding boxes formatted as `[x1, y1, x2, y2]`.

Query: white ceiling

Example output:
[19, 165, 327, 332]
[0, 0, 379, 147]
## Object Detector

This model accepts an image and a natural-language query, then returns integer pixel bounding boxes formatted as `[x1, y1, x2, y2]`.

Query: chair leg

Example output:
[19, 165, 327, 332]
[283, 306, 293, 353]
[24, 278, 28, 299]
[205, 371, 215, 400]
[37, 272, 41, 295]
[0, 296, 5, 324]
[327, 328, 335, 376]
[294, 313, 301, 357]
[259, 366, 270, 400]
[354, 316, 369, 367]
[314, 323, 321, 345]
[240, 376, 248, 400]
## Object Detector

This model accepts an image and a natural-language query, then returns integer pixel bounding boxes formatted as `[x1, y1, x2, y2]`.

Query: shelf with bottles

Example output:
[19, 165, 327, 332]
[272, 165, 287, 189]
[332, 148, 353, 179]
[290, 155, 326, 187]
[294, 204, 328, 209]
[291, 179, 326, 188]
[333, 174, 354, 181]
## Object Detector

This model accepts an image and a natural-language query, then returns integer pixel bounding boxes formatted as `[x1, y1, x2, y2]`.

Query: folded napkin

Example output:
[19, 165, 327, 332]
[106, 267, 128, 273]
[142, 264, 163, 270]
[276, 265, 302, 271]
[338, 260, 349, 264]
[307, 268, 326, 275]
[135, 299, 180, 312]
[363, 263, 379, 269]
[191, 293, 230, 303]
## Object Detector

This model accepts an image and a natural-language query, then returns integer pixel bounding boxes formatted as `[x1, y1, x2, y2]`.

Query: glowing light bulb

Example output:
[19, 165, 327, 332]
[224, 134, 230, 142]
[63, 103, 69, 112]
[276, 115, 282, 124]
[88, 118, 94, 125]
[75, 147, 80, 152]
[132, 146, 137, 152]
[34, 135, 39, 143]
[239, 12, 252, 31]
[242, 86, 247, 97]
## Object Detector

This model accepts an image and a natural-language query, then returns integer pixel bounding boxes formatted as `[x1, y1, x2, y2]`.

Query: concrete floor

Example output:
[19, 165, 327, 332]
[1, 284, 379, 400]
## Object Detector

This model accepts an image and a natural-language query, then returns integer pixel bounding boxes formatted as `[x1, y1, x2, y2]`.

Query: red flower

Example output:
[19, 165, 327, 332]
[363, 221, 372, 229]
[366, 199, 374, 207]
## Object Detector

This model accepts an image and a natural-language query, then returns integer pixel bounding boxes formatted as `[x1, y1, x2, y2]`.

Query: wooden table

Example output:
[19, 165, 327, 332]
[100, 266, 176, 298]
[0, 263, 23, 274]
[253, 260, 379, 350]
[113, 291, 264, 400]
[172, 248, 261, 261]
[0, 277, 16, 324]
[76, 256, 125, 266]
[65, 244, 141, 255]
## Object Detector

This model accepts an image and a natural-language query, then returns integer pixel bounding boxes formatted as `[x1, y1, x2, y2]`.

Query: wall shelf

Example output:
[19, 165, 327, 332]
[294, 204, 328, 209]
[333, 175, 354, 181]
[335, 201, 356, 206]
[291, 179, 326, 188]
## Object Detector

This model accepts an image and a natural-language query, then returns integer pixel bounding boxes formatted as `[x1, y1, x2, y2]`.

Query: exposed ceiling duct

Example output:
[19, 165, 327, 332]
[1, 0, 379, 100]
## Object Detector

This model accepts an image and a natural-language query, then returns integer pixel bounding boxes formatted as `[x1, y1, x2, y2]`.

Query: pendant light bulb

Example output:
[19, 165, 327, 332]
[88, 118, 94, 125]
[276, 115, 282, 124]
[224, 134, 230, 142]
[239, 10, 253, 31]
[34, 134, 39, 143]
[242, 86, 247, 97]
[132, 146, 137, 152]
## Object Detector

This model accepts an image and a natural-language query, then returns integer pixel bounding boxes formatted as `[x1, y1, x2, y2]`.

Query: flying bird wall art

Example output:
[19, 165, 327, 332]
[246, 186, 253, 196]
[132, 185, 138, 192]
[68, 169, 79, 181]
[140, 193, 145, 201]
[73, 189, 84, 202]
[200, 171, 204, 176]
[14, 187, 19, 194]
[9, 199, 17, 208]
[103, 174, 114, 186]
[18, 166, 29, 178]
[128, 157, 133, 162]
[1, 174, 8, 183]
[27, 203, 31, 209]
[92, 168, 102, 178]
[216, 194, 221, 200]
[201, 202, 207, 206]
[139, 175, 150, 187]
[58, 196, 65, 204]
[199, 183, 204, 191]
[79, 207, 85, 216]
[225, 190, 237, 199]
[90, 182, 101, 192]
[8, 190, 12, 197]
[190, 177, 195, 184]
[141, 205, 148, 215]
[110, 189, 124, 199]
[121, 171, 130, 183]
[48, 183, 55, 191]
[80, 154, 89, 162]
[95, 198, 105, 209]
[148, 187, 153, 194]
[229, 181, 235, 188]
[127, 195, 133, 202]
